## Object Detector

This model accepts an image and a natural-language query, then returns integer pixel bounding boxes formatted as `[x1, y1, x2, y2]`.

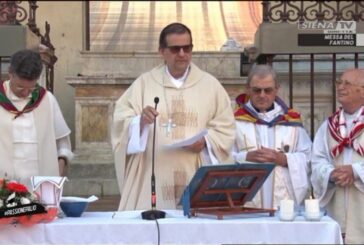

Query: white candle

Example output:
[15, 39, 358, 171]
[279, 199, 294, 220]
[305, 199, 320, 216]
[280, 199, 294, 213]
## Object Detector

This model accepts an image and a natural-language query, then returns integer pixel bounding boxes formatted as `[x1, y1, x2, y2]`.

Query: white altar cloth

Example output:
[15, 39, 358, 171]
[0, 210, 343, 244]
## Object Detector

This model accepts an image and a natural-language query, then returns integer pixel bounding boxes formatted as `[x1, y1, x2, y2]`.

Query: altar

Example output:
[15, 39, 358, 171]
[0, 210, 343, 244]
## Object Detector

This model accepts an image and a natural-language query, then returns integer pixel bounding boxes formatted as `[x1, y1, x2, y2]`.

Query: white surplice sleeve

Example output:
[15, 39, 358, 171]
[49, 92, 74, 162]
[310, 120, 336, 206]
[232, 144, 248, 163]
[285, 126, 312, 204]
[56, 137, 73, 162]
[232, 121, 255, 163]
[126, 115, 150, 154]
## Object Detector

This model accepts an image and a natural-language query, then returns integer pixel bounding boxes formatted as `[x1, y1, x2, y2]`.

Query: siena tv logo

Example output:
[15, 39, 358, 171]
[298, 21, 356, 34]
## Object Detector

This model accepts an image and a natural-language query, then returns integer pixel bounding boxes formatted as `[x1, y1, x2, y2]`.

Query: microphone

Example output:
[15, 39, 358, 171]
[141, 97, 166, 220]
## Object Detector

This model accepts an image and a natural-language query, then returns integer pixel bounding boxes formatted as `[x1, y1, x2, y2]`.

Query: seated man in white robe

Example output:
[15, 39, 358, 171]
[0, 49, 73, 186]
[311, 68, 364, 244]
[232, 65, 312, 209]
[111, 23, 235, 211]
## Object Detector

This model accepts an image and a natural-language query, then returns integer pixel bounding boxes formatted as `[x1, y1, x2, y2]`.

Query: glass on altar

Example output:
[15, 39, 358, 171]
[30, 176, 67, 209]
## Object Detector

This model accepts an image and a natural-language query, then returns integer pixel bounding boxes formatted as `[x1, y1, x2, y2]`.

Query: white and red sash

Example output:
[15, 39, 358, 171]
[328, 107, 364, 158]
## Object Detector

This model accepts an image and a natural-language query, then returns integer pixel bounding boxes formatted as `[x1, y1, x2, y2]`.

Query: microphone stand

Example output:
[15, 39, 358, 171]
[142, 97, 166, 220]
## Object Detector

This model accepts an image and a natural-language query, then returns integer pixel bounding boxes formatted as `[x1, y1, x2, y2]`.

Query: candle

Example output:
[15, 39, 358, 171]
[279, 199, 294, 221]
[305, 198, 320, 217]
[280, 199, 294, 213]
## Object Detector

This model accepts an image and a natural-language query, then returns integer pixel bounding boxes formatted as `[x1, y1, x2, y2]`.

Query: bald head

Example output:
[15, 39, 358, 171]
[341, 68, 364, 85]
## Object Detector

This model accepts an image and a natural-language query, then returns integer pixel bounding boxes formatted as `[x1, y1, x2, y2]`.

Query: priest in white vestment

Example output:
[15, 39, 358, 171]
[233, 65, 312, 209]
[311, 68, 364, 244]
[111, 23, 235, 211]
[0, 49, 73, 187]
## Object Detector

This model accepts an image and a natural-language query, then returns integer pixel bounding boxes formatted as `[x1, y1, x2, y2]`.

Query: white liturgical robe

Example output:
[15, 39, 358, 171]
[311, 107, 364, 244]
[233, 100, 312, 209]
[111, 63, 236, 211]
[0, 80, 73, 186]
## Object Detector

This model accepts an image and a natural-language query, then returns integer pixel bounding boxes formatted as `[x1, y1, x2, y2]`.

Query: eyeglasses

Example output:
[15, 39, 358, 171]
[335, 80, 364, 88]
[251, 87, 276, 95]
[166, 44, 193, 54]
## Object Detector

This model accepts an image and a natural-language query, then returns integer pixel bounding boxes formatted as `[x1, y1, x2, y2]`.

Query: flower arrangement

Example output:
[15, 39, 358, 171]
[0, 179, 39, 209]
[0, 178, 58, 226]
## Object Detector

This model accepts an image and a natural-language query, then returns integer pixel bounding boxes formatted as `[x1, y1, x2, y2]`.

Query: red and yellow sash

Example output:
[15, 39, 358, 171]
[234, 94, 303, 127]
[0, 81, 46, 119]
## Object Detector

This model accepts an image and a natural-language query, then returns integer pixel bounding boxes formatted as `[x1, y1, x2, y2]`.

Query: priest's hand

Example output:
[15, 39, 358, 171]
[184, 138, 206, 153]
[330, 165, 354, 187]
[140, 106, 159, 134]
[246, 146, 287, 167]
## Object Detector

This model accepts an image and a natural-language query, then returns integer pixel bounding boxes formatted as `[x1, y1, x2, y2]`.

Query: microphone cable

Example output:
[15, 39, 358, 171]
[154, 218, 161, 245]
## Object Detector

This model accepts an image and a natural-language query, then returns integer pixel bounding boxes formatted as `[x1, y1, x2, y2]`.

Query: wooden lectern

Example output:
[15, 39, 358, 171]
[180, 163, 276, 219]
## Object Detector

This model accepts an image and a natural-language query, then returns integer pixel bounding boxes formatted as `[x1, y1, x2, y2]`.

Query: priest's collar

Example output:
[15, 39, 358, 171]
[165, 65, 190, 88]
[344, 106, 363, 119]
[247, 100, 282, 122]
[234, 93, 303, 127]
[251, 102, 275, 113]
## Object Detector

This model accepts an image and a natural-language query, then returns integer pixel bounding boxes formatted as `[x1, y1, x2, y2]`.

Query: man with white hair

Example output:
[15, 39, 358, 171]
[311, 68, 364, 244]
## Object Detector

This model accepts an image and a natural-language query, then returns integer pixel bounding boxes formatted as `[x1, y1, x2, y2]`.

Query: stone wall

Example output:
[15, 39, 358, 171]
[22, 1, 85, 149]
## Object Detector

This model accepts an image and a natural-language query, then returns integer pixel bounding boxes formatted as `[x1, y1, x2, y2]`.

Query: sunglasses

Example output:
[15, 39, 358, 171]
[166, 44, 193, 54]
[251, 87, 276, 95]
